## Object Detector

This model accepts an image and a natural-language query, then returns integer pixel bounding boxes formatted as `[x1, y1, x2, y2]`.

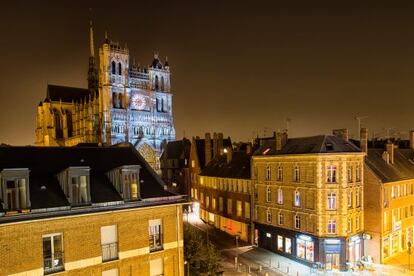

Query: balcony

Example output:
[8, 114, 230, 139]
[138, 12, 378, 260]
[102, 242, 118, 262]
[44, 252, 64, 274]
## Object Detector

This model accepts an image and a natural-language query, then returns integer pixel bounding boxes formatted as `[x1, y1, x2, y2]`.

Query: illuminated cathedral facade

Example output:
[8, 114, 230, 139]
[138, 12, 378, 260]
[35, 23, 175, 169]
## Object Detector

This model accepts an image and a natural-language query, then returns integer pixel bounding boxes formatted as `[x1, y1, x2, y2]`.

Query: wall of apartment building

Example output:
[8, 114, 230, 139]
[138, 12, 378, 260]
[0, 204, 184, 276]
[192, 175, 253, 242]
[253, 154, 364, 238]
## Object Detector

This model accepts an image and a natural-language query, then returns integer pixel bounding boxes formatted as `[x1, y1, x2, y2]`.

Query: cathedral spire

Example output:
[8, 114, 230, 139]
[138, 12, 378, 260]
[89, 20, 95, 58]
[88, 20, 98, 93]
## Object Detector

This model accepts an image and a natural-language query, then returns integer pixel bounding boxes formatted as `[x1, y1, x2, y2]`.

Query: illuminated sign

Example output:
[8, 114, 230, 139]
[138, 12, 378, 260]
[325, 239, 341, 244]
[266, 233, 272, 238]
[298, 235, 312, 241]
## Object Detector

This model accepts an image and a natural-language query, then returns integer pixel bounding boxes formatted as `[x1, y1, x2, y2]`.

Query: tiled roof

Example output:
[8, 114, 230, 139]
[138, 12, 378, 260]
[254, 135, 361, 156]
[200, 151, 251, 179]
[0, 144, 174, 211]
[46, 84, 91, 103]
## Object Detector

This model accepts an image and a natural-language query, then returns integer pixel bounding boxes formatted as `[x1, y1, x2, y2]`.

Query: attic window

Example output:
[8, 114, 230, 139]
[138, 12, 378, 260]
[262, 148, 271, 155]
[325, 143, 334, 151]
[0, 168, 31, 211]
[57, 166, 91, 206]
[107, 165, 141, 201]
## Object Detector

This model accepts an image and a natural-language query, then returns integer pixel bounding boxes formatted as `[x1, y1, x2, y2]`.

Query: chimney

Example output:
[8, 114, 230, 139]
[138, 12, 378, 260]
[218, 133, 224, 155]
[410, 130, 414, 149]
[386, 142, 394, 164]
[276, 130, 288, 151]
[246, 143, 252, 155]
[213, 132, 218, 157]
[332, 128, 349, 141]
[360, 128, 368, 153]
[205, 133, 212, 165]
[226, 146, 233, 163]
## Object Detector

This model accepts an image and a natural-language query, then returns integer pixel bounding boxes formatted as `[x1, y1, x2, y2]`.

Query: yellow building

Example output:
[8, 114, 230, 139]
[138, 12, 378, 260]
[0, 144, 185, 276]
[252, 131, 365, 271]
[193, 147, 254, 243]
[364, 134, 414, 263]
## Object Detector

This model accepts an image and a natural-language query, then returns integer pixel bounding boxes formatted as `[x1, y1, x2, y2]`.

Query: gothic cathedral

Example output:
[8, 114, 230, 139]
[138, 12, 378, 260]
[35, 23, 176, 170]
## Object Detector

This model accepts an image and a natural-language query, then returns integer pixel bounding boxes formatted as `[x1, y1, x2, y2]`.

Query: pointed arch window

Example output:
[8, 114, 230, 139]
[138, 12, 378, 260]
[161, 76, 165, 91]
[154, 75, 159, 90]
[118, 62, 122, 75]
[111, 61, 116, 75]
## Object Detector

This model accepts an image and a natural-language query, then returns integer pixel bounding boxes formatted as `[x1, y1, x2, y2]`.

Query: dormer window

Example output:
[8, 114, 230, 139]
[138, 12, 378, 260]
[57, 167, 91, 206]
[0, 168, 30, 211]
[107, 165, 141, 201]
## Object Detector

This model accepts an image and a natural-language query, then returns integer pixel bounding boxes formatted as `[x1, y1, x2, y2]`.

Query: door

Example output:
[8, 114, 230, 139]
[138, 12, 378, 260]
[326, 253, 340, 270]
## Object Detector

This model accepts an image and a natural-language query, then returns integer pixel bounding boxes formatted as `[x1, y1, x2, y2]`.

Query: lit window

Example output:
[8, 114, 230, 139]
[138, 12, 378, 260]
[237, 201, 242, 217]
[101, 225, 118, 261]
[391, 186, 395, 199]
[212, 197, 216, 210]
[266, 186, 272, 202]
[348, 190, 353, 208]
[2, 169, 30, 211]
[397, 185, 401, 197]
[294, 215, 301, 229]
[327, 192, 337, 210]
[293, 166, 300, 182]
[356, 189, 361, 207]
[327, 165, 337, 183]
[277, 235, 284, 251]
[245, 202, 250, 219]
[356, 215, 360, 230]
[347, 218, 352, 233]
[266, 209, 272, 223]
[206, 196, 210, 208]
[294, 191, 301, 207]
[149, 219, 163, 252]
[278, 213, 284, 225]
[285, 238, 292, 254]
[266, 232, 272, 238]
[43, 233, 64, 274]
[347, 166, 353, 182]
[327, 220, 336, 234]
[227, 199, 232, 214]
[191, 160, 195, 168]
[277, 188, 283, 205]
[266, 165, 271, 181]
[277, 166, 283, 181]
[356, 165, 361, 182]
[219, 197, 223, 212]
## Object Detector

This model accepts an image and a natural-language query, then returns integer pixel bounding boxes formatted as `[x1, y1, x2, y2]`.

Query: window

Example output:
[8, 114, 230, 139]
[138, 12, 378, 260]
[191, 160, 195, 168]
[111, 61, 116, 74]
[356, 215, 360, 230]
[348, 218, 352, 233]
[278, 213, 284, 225]
[294, 191, 301, 207]
[219, 197, 223, 212]
[266, 165, 271, 180]
[118, 62, 122, 75]
[327, 165, 337, 183]
[206, 196, 210, 208]
[266, 186, 272, 202]
[397, 185, 401, 197]
[227, 199, 232, 214]
[245, 202, 250, 219]
[348, 190, 353, 208]
[348, 166, 353, 182]
[101, 225, 118, 261]
[236, 200, 242, 217]
[277, 235, 284, 251]
[150, 258, 164, 276]
[391, 186, 395, 199]
[149, 219, 163, 252]
[212, 197, 216, 210]
[155, 75, 159, 90]
[58, 167, 91, 205]
[266, 209, 272, 223]
[200, 192, 204, 204]
[293, 166, 300, 182]
[3, 178, 29, 211]
[285, 238, 292, 254]
[356, 165, 361, 182]
[277, 187, 283, 204]
[294, 215, 301, 229]
[43, 233, 64, 274]
[327, 192, 337, 210]
[356, 189, 361, 207]
[327, 220, 336, 234]
[277, 166, 283, 181]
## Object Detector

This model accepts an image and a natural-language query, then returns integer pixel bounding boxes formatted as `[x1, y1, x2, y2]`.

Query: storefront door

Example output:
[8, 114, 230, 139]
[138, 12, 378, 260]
[326, 253, 340, 270]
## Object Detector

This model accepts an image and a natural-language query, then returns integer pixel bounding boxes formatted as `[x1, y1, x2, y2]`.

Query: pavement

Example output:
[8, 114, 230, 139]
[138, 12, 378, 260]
[184, 212, 414, 276]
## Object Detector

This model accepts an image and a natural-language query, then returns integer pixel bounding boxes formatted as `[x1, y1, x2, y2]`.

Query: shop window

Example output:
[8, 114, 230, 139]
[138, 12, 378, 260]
[285, 238, 292, 254]
[327, 220, 336, 234]
[327, 165, 337, 183]
[277, 235, 284, 251]
[296, 236, 314, 262]
[43, 233, 64, 274]
[327, 192, 337, 210]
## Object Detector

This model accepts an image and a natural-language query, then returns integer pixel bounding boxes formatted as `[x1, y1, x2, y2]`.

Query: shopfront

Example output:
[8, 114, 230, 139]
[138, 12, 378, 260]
[323, 239, 342, 271]
[296, 235, 315, 262]
[348, 235, 362, 263]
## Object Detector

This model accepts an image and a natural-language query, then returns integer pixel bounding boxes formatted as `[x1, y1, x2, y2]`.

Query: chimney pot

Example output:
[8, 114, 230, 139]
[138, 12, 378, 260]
[386, 142, 394, 164]
[332, 128, 349, 141]
[276, 130, 288, 151]
[360, 128, 368, 153]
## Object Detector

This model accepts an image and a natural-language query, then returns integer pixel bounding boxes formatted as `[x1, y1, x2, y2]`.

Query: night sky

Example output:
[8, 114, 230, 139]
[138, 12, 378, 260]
[2, 1, 414, 145]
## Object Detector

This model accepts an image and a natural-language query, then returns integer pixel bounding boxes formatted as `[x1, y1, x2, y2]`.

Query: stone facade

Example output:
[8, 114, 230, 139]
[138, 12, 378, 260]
[35, 24, 175, 170]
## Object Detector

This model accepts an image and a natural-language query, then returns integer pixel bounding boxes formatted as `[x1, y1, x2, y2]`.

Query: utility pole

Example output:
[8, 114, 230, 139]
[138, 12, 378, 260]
[355, 115, 368, 139]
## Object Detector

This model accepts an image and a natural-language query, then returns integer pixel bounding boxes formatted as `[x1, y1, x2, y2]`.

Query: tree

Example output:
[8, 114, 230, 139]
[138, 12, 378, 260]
[184, 225, 223, 275]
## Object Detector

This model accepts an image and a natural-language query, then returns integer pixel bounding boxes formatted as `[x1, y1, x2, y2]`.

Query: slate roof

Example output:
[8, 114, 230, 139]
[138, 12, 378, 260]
[0, 144, 175, 211]
[46, 84, 91, 103]
[200, 151, 251, 179]
[254, 135, 361, 156]
[195, 138, 232, 169]
[365, 148, 414, 183]
[162, 139, 191, 160]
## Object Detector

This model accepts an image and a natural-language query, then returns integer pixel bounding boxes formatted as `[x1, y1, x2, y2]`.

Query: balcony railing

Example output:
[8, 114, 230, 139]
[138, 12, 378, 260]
[44, 252, 64, 274]
[102, 242, 118, 262]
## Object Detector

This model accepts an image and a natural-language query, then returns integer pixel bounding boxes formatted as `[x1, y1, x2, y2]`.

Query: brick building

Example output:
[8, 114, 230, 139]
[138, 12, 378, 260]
[194, 145, 254, 243]
[0, 144, 186, 276]
[252, 131, 365, 271]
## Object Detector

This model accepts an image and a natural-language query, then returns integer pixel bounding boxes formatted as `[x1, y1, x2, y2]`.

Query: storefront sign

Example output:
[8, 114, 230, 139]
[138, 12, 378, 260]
[325, 239, 341, 244]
